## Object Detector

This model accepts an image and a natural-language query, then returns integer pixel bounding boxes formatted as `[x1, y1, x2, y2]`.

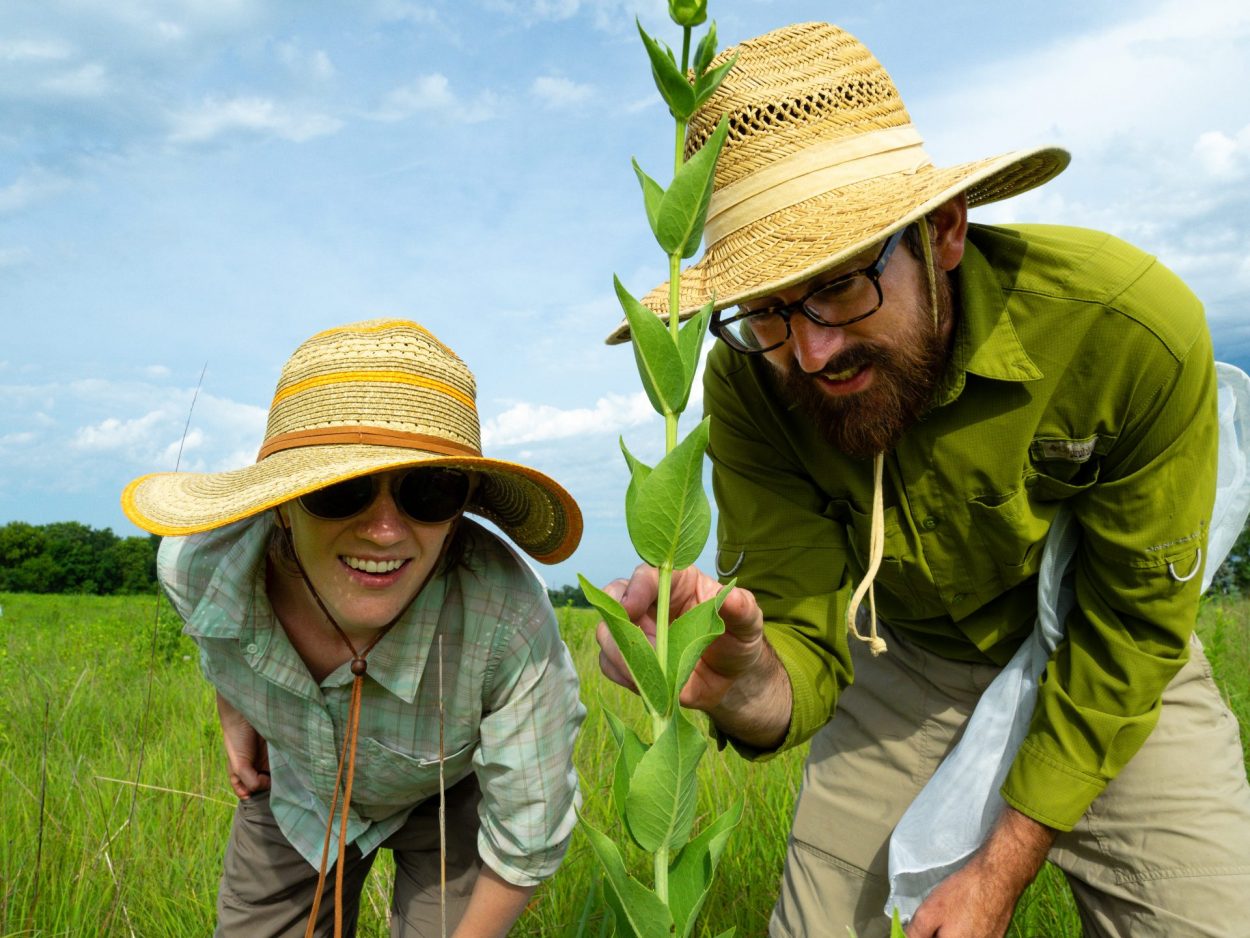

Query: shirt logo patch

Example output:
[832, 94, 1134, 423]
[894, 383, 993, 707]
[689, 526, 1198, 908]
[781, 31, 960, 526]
[1031, 436, 1098, 463]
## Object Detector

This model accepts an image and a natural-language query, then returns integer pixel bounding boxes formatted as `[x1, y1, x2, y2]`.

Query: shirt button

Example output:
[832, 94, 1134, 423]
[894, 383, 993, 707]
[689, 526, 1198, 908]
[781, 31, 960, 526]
[245, 642, 258, 654]
[953, 593, 966, 604]
[921, 516, 939, 530]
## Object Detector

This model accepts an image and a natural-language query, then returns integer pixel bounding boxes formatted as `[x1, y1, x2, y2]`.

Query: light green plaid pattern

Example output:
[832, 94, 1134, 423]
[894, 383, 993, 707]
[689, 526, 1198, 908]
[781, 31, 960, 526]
[159, 517, 584, 886]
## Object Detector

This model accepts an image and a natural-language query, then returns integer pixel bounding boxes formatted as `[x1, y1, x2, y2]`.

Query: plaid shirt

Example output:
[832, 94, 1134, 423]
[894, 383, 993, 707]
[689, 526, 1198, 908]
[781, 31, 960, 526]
[158, 516, 584, 886]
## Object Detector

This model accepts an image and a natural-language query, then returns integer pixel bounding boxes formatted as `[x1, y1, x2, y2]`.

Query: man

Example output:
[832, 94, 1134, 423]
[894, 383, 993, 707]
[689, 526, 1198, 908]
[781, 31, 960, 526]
[599, 22, 1250, 938]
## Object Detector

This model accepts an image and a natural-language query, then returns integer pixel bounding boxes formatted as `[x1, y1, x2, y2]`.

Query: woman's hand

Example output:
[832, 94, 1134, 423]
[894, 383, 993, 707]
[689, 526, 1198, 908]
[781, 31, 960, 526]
[216, 691, 271, 798]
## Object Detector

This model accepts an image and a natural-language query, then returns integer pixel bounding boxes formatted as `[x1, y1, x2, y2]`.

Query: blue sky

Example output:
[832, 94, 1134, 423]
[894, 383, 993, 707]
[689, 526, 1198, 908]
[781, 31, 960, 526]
[2, 0, 1249, 588]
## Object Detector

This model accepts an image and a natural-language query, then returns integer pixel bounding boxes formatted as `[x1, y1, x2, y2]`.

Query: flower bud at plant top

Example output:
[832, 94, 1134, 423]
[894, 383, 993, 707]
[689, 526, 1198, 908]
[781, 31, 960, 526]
[668, 0, 707, 27]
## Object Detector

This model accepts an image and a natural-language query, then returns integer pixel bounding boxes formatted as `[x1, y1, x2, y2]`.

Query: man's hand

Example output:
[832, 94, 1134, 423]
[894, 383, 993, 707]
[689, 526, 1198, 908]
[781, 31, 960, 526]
[216, 691, 271, 799]
[906, 807, 1056, 938]
[596, 564, 792, 749]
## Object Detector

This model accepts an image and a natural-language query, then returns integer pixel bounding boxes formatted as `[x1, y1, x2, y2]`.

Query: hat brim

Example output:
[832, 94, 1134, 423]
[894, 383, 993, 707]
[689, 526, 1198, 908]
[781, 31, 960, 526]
[606, 146, 1069, 344]
[122, 444, 582, 564]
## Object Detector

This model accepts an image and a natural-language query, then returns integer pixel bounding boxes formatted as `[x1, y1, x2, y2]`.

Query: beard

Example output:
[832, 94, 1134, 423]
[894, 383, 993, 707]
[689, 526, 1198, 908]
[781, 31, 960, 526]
[768, 271, 954, 459]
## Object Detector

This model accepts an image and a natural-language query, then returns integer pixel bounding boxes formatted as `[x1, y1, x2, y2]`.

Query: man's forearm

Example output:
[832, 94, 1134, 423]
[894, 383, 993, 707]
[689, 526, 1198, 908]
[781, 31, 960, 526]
[705, 639, 793, 751]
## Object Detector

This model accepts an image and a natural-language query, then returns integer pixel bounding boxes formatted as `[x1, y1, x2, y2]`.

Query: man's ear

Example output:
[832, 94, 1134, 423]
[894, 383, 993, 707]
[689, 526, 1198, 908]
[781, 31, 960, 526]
[931, 194, 968, 271]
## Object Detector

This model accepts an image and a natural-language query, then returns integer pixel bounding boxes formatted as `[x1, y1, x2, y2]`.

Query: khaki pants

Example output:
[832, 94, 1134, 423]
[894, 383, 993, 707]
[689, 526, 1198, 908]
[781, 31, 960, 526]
[215, 776, 483, 937]
[771, 628, 1250, 938]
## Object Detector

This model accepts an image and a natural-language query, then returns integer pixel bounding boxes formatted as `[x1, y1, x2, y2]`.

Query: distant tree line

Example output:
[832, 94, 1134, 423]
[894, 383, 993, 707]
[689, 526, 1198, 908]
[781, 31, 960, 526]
[4, 518, 1250, 602]
[0, 521, 159, 595]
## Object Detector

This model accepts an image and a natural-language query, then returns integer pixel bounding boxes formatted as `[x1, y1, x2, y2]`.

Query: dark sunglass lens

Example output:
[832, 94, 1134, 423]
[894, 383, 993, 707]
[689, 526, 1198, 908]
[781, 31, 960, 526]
[397, 468, 471, 523]
[298, 476, 376, 520]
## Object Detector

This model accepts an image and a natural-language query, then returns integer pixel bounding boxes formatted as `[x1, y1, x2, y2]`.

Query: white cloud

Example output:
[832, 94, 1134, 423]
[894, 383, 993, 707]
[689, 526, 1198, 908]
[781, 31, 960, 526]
[41, 62, 111, 97]
[141, 364, 171, 379]
[168, 95, 343, 144]
[1193, 126, 1250, 179]
[482, 391, 654, 446]
[373, 74, 497, 123]
[277, 41, 335, 81]
[0, 247, 32, 269]
[0, 169, 72, 215]
[0, 39, 74, 62]
[62, 385, 266, 474]
[531, 75, 594, 109]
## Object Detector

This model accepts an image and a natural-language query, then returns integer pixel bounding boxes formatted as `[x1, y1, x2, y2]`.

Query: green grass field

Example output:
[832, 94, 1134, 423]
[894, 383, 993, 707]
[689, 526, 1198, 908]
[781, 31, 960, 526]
[1, 592, 1247, 937]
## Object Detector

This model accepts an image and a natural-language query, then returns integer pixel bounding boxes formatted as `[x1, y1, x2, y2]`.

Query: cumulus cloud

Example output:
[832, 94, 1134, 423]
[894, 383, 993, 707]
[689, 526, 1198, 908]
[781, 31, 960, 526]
[0, 38, 74, 62]
[1193, 126, 1250, 179]
[531, 75, 594, 109]
[373, 74, 497, 123]
[277, 41, 335, 80]
[168, 95, 343, 144]
[40, 61, 111, 97]
[0, 169, 72, 215]
[482, 391, 654, 446]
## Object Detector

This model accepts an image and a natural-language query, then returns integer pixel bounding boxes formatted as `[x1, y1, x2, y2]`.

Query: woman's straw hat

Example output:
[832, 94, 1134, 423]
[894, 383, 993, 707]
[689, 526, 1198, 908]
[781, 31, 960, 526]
[122, 319, 582, 564]
[606, 21, 1070, 344]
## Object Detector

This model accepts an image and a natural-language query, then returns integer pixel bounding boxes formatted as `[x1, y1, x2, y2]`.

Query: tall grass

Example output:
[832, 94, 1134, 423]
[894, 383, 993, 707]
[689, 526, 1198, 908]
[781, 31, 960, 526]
[1, 592, 1246, 936]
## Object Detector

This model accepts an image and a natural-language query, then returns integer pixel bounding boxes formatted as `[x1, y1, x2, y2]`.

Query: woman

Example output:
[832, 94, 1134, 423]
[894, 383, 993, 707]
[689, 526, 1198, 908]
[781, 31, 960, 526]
[122, 319, 585, 937]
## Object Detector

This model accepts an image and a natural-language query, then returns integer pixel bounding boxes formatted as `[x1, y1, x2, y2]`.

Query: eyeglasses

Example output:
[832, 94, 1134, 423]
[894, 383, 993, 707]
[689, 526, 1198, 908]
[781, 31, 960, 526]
[297, 467, 472, 524]
[710, 226, 908, 354]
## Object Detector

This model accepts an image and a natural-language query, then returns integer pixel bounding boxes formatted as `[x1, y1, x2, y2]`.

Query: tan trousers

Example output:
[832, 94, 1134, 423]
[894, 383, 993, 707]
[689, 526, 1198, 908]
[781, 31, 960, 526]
[770, 628, 1250, 938]
[215, 776, 483, 937]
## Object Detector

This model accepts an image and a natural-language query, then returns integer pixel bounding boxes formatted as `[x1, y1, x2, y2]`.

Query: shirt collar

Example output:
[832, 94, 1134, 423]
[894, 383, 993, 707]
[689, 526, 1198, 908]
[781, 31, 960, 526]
[933, 232, 1043, 406]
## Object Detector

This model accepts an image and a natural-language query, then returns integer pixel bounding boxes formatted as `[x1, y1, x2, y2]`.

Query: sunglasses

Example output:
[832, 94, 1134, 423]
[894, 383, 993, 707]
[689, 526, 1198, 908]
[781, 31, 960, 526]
[297, 467, 472, 524]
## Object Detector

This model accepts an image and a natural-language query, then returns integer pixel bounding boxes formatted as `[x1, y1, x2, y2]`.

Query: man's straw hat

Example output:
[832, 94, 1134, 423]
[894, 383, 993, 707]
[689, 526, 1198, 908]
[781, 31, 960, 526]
[122, 319, 582, 564]
[606, 21, 1070, 344]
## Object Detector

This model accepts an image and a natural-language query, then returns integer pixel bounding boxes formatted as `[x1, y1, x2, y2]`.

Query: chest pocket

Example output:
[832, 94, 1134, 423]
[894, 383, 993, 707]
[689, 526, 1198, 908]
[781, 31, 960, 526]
[349, 737, 476, 816]
[968, 435, 1104, 587]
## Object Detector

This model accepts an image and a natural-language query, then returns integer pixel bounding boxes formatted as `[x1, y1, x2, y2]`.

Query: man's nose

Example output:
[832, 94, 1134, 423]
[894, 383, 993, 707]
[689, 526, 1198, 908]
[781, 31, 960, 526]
[788, 314, 850, 373]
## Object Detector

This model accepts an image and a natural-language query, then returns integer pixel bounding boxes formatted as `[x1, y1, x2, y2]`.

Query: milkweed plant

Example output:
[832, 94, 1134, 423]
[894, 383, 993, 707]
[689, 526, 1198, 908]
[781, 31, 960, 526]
[575, 1, 742, 935]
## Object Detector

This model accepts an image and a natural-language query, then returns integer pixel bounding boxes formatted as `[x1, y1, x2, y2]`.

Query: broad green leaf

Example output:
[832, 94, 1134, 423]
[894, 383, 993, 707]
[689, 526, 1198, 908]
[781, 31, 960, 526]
[604, 708, 649, 847]
[669, 799, 744, 937]
[579, 575, 668, 717]
[625, 709, 707, 853]
[667, 583, 730, 701]
[693, 20, 717, 77]
[713, 931, 737, 938]
[615, 275, 684, 416]
[581, 820, 674, 938]
[693, 53, 737, 110]
[632, 159, 665, 243]
[675, 299, 714, 411]
[657, 116, 729, 259]
[626, 419, 712, 567]
[637, 20, 695, 121]
[620, 437, 652, 531]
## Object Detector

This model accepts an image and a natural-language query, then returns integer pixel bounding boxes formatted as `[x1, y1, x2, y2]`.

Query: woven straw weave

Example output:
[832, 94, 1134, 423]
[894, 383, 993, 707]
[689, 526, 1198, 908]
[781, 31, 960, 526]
[122, 319, 581, 563]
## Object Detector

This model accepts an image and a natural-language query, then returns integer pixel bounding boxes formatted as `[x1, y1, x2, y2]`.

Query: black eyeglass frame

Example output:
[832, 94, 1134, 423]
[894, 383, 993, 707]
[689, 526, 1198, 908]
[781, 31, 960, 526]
[710, 225, 909, 355]
[296, 467, 473, 525]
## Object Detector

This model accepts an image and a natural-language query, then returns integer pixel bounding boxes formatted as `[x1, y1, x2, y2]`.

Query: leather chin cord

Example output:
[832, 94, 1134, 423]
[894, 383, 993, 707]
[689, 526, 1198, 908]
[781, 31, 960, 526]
[275, 516, 445, 938]
[845, 217, 941, 659]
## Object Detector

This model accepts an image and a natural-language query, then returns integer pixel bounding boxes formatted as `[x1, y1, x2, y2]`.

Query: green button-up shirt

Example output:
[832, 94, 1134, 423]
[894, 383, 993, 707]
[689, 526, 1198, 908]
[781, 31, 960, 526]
[705, 223, 1217, 830]
[158, 516, 585, 885]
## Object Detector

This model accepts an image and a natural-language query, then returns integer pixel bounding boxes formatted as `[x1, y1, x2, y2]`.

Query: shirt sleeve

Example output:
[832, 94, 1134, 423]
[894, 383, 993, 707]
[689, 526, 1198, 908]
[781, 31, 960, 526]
[704, 346, 856, 759]
[1002, 275, 1219, 830]
[472, 592, 586, 886]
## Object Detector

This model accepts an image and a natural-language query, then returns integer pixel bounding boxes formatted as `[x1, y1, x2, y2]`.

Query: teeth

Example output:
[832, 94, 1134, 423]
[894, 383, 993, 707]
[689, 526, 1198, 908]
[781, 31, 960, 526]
[343, 557, 405, 574]
[821, 366, 861, 381]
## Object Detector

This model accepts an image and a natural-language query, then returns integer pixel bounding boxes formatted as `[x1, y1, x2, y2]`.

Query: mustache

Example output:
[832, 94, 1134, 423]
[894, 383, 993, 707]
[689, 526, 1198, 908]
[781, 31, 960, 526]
[812, 344, 885, 380]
